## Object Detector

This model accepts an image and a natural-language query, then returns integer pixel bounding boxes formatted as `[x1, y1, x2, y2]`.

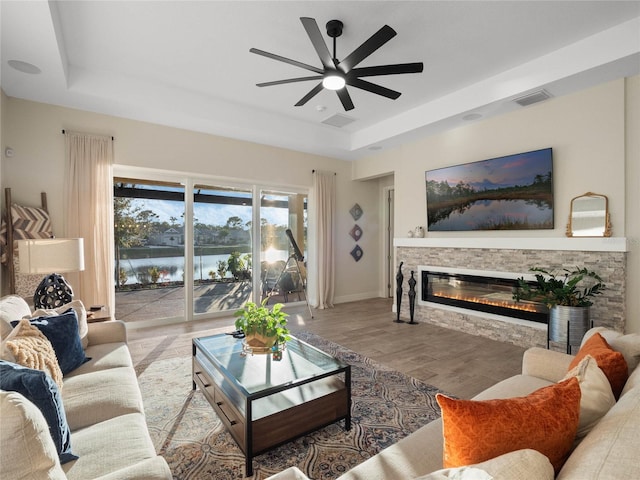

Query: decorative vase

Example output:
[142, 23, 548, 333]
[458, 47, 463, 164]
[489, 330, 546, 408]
[548, 305, 590, 353]
[414, 226, 425, 238]
[243, 331, 278, 354]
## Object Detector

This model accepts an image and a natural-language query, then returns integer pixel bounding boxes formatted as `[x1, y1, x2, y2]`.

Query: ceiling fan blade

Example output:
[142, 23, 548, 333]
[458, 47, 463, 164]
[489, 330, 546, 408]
[250, 48, 323, 74]
[349, 62, 424, 77]
[336, 88, 355, 111]
[295, 83, 324, 106]
[300, 17, 334, 69]
[347, 77, 401, 100]
[257, 76, 323, 87]
[339, 25, 396, 72]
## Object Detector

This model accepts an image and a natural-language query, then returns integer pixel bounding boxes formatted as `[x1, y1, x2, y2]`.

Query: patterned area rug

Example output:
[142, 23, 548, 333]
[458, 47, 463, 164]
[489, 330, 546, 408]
[136, 331, 446, 480]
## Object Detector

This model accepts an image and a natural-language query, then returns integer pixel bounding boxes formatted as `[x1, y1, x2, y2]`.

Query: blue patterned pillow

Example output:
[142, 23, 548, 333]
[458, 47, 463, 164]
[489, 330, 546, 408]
[14, 309, 89, 375]
[0, 360, 78, 463]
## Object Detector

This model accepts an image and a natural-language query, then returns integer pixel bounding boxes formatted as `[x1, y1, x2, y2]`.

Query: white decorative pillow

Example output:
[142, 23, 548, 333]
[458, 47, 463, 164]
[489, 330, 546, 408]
[561, 354, 615, 438]
[0, 390, 66, 480]
[0, 319, 13, 340]
[609, 334, 640, 374]
[0, 296, 25, 339]
[31, 300, 89, 349]
[0, 295, 32, 323]
[414, 449, 553, 480]
[581, 327, 621, 347]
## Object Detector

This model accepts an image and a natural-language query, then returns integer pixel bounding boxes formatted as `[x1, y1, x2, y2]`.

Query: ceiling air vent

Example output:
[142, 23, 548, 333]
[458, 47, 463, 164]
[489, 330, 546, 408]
[513, 90, 552, 107]
[321, 114, 356, 128]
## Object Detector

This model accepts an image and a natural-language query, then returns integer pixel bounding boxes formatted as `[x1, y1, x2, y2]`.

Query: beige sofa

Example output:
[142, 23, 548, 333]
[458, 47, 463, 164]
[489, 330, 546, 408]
[0, 295, 171, 480]
[269, 328, 640, 480]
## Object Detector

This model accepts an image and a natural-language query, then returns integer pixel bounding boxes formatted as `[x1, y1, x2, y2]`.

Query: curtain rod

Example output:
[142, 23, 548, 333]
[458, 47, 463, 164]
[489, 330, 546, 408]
[312, 169, 336, 175]
[62, 129, 114, 141]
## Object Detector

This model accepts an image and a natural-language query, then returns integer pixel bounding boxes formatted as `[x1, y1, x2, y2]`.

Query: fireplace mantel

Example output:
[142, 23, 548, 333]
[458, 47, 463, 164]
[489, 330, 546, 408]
[395, 237, 627, 252]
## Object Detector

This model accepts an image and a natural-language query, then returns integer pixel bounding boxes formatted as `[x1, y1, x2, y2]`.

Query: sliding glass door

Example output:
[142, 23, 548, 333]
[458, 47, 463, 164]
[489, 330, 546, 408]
[114, 179, 186, 324]
[113, 173, 308, 325]
[192, 184, 253, 315]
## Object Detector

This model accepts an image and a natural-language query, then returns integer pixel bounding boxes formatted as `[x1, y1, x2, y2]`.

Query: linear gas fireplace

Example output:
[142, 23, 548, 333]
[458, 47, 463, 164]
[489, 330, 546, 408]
[421, 267, 548, 324]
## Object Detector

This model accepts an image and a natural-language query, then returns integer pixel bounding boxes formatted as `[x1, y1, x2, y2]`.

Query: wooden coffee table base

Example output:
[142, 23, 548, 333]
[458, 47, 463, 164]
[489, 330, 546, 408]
[192, 341, 351, 476]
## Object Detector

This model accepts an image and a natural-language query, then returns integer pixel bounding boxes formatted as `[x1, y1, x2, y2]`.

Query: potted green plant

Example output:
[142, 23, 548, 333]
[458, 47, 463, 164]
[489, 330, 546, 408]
[512, 267, 606, 308]
[234, 298, 290, 353]
[513, 267, 606, 351]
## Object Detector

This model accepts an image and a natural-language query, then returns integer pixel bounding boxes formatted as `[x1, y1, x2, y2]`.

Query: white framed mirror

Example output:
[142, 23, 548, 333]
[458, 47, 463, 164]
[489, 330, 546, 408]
[566, 192, 611, 237]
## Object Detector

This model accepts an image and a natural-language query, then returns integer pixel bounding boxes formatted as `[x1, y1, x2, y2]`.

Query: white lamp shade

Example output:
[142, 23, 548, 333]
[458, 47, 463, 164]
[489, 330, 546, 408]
[18, 238, 85, 274]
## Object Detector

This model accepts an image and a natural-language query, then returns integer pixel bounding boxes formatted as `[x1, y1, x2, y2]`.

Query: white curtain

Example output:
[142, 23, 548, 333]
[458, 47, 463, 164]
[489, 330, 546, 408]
[312, 170, 336, 309]
[64, 132, 115, 313]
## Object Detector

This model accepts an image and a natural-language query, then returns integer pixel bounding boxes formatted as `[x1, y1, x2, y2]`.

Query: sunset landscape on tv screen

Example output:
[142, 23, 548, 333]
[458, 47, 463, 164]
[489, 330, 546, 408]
[425, 148, 553, 231]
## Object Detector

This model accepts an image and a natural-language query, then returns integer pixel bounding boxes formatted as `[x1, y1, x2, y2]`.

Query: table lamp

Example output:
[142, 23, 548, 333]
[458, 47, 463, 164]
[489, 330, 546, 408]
[18, 238, 85, 309]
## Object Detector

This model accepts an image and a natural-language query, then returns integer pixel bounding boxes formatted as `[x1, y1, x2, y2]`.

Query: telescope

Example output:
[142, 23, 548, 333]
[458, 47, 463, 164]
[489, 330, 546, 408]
[286, 229, 304, 262]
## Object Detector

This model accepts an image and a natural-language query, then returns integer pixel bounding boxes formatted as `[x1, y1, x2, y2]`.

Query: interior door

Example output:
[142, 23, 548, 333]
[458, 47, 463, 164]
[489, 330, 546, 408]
[387, 188, 395, 298]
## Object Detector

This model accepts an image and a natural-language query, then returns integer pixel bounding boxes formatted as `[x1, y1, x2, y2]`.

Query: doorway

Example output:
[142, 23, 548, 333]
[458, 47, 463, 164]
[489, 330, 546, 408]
[384, 187, 394, 298]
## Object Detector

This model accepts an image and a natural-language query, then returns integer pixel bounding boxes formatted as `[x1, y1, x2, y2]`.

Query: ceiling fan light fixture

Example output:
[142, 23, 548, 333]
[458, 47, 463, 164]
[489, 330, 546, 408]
[251, 17, 423, 111]
[322, 73, 345, 90]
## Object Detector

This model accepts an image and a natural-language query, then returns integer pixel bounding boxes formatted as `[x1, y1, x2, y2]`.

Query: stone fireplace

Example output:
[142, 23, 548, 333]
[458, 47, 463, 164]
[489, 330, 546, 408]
[396, 237, 627, 349]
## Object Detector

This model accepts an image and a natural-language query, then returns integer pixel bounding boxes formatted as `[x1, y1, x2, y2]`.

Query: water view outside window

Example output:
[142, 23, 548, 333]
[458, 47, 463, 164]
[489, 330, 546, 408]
[113, 179, 308, 324]
[114, 180, 186, 323]
[192, 185, 253, 314]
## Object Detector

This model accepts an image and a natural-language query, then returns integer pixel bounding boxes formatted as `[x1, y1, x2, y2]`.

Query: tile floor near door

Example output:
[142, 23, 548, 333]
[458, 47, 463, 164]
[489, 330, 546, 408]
[127, 298, 526, 399]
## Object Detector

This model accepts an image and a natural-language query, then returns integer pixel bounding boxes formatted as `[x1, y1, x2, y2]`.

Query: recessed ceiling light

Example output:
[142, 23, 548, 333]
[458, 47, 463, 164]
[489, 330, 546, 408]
[462, 113, 482, 121]
[8, 60, 41, 74]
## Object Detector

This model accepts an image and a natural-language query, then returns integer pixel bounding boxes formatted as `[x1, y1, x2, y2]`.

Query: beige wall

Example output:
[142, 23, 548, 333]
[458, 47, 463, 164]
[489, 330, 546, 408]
[0, 98, 383, 304]
[625, 76, 640, 334]
[354, 77, 639, 333]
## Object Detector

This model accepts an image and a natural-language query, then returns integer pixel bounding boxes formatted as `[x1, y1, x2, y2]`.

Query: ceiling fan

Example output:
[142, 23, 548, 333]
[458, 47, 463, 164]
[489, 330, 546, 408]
[250, 17, 423, 111]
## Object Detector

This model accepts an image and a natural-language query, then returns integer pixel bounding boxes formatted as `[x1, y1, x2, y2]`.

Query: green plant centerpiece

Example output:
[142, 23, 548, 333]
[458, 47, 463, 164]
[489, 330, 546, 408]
[513, 267, 606, 351]
[234, 298, 290, 354]
[512, 267, 606, 308]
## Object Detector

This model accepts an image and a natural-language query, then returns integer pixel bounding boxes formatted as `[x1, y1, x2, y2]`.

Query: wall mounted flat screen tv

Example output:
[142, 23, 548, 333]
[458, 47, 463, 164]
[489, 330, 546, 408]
[426, 148, 553, 231]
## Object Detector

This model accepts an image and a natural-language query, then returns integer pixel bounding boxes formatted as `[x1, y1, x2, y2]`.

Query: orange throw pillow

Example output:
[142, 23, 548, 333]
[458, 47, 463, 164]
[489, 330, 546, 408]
[569, 332, 628, 399]
[437, 377, 581, 473]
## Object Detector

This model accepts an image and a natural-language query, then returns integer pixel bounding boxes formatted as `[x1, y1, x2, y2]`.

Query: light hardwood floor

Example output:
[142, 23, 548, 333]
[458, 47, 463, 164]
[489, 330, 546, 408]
[127, 298, 527, 398]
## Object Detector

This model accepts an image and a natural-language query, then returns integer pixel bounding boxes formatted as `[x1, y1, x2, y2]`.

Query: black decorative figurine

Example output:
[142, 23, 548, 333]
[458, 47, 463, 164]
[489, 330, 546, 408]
[34, 273, 74, 309]
[408, 270, 417, 324]
[395, 262, 405, 323]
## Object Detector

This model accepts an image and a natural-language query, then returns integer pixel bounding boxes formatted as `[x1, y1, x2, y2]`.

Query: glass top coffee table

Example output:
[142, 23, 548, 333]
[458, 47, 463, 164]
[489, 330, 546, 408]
[192, 333, 351, 476]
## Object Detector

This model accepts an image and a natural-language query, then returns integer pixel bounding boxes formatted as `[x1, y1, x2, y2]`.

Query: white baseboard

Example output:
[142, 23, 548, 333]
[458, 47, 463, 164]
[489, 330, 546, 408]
[333, 291, 381, 304]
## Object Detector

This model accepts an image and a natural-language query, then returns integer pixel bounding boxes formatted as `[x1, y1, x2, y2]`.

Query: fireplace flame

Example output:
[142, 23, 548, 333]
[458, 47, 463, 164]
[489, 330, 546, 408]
[432, 292, 540, 313]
